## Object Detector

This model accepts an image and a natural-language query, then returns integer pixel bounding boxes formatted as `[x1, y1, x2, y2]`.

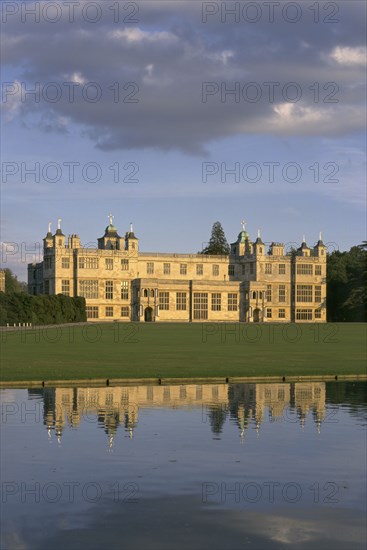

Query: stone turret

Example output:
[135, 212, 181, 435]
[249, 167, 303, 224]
[297, 236, 311, 257]
[43, 221, 53, 252]
[253, 228, 265, 256]
[53, 218, 65, 248]
[125, 223, 139, 253]
[313, 232, 326, 258]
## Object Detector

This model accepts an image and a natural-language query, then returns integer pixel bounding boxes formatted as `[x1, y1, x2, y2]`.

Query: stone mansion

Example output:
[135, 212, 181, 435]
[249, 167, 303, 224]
[28, 217, 327, 323]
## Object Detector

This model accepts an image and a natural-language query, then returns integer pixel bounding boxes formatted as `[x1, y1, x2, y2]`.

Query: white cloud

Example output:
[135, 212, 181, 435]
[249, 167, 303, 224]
[330, 46, 366, 66]
[68, 71, 87, 85]
[209, 50, 235, 65]
[1, 80, 22, 121]
[110, 28, 178, 44]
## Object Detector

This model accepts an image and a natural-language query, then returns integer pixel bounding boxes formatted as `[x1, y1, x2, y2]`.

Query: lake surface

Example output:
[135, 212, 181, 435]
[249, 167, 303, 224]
[1, 381, 366, 550]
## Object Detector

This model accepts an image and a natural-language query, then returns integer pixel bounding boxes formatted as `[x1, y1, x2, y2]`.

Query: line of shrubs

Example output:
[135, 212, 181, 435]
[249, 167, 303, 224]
[0, 293, 86, 326]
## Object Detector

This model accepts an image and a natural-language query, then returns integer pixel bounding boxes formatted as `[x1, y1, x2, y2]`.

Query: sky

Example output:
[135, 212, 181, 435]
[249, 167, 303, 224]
[1, 0, 366, 280]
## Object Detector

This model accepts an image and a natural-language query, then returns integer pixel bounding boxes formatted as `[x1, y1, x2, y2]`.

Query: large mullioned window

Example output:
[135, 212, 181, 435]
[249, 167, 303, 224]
[266, 285, 272, 302]
[105, 281, 114, 300]
[193, 293, 208, 319]
[121, 306, 129, 317]
[296, 309, 313, 320]
[79, 280, 98, 299]
[86, 306, 99, 318]
[228, 293, 238, 311]
[315, 286, 322, 302]
[297, 264, 313, 275]
[296, 285, 312, 302]
[121, 281, 129, 300]
[159, 292, 170, 310]
[79, 257, 98, 269]
[105, 258, 114, 270]
[278, 285, 286, 303]
[61, 280, 70, 296]
[176, 292, 187, 311]
[211, 293, 221, 311]
[106, 306, 114, 317]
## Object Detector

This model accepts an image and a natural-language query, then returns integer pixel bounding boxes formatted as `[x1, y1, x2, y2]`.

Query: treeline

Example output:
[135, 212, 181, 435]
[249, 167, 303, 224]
[327, 244, 367, 322]
[0, 293, 86, 326]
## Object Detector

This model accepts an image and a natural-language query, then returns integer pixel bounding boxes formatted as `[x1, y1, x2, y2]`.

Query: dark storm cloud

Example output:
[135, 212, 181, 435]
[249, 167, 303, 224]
[1, 0, 366, 153]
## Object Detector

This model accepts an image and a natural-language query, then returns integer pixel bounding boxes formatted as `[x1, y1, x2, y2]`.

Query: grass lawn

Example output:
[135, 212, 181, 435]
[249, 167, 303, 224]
[0, 322, 366, 382]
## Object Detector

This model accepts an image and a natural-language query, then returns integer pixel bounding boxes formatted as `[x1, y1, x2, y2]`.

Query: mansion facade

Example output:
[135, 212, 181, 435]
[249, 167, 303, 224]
[28, 218, 327, 323]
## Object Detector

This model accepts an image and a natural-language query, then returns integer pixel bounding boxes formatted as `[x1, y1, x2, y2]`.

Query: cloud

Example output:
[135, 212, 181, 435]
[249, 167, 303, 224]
[110, 28, 178, 45]
[1, 1, 366, 154]
[1, 79, 23, 121]
[330, 46, 366, 66]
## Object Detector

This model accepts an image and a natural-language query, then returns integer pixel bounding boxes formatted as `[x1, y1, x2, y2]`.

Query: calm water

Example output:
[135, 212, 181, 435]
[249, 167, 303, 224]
[1, 381, 366, 550]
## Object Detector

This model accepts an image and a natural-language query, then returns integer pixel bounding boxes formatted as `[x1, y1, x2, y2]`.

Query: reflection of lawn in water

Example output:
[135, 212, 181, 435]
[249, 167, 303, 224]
[1, 323, 366, 381]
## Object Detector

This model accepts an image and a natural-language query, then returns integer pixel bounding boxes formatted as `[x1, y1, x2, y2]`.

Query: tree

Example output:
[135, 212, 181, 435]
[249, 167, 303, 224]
[286, 247, 297, 259]
[199, 221, 230, 255]
[208, 405, 228, 435]
[3, 268, 27, 293]
[326, 244, 367, 322]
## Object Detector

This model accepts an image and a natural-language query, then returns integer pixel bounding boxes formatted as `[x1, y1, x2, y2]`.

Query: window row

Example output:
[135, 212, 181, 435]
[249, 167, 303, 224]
[265, 284, 286, 303]
[296, 264, 322, 276]
[156, 292, 238, 314]
[86, 306, 130, 319]
[296, 309, 322, 320]
[266, 308, 286, 319]
[264, 263, 286, 275]
[265, 308, 322, 320]
[75, 280, 130, 300]
[146, 262, 229, 277]
[251, 286, 286, 302]
[56, 257, 322, 277]
[296, 285, 322, 303]
[78, 258, 130, 270]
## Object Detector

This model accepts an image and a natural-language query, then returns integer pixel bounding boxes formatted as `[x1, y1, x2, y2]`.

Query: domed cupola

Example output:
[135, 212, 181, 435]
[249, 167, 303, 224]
[98, 214, 124, 250]
[231, 221, 252, 256]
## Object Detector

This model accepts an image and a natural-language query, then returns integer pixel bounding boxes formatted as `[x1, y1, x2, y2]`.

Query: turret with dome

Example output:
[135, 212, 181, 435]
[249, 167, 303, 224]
[98, 214, 124, 250]
[231, 221, 253, 256]
[97, 215, 139, 252]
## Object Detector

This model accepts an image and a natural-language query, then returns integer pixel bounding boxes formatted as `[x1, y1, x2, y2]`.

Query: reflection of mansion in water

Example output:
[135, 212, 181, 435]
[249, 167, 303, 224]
[32, 382, 327, 446]
[28, 217, 327, 322]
